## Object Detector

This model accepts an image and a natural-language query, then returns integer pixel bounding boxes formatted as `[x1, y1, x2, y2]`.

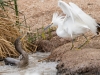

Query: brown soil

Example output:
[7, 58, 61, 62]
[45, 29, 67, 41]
[18, 0, 100, 30]
[56, 48, 100, 75]
[17, 0, 100, 74]
[48, 33, 100, 74]
[36, 32, 71, 52]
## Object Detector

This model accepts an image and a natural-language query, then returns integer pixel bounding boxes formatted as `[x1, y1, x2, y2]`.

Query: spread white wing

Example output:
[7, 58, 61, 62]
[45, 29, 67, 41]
[58, 0, 76, 38]
[69, 2, 98, 34]
[58, 0, 74, 23]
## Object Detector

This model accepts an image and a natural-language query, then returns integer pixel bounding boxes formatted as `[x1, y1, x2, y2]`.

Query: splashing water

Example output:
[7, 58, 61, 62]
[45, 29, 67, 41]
[0, 52, 57, 75]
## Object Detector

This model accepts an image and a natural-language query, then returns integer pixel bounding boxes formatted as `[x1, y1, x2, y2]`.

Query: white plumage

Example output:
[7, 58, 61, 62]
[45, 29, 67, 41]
[68, 2, 98, 34]
[57, 0, 98, 38]
[45, 0, 98, 49]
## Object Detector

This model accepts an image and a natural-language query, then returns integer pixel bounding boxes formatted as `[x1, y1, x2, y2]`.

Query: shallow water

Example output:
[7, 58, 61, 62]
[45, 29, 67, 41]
[0, 52, 57, 75]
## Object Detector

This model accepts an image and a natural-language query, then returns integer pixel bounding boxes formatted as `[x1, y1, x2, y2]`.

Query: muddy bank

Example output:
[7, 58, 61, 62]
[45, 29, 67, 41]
[56, 48, 100, 75]
[46, 34, 100, 75]
[36, 32, 71, 52]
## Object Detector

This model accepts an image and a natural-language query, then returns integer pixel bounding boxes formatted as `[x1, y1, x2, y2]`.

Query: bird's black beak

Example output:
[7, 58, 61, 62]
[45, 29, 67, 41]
[44, 23, 53, 30]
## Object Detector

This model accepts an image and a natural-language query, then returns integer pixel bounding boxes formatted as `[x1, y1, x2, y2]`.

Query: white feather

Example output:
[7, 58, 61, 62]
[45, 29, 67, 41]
[52, 13, 64, 26]
[52, 13, 70, 38]
[51, 0, 97, 39]
[58, 0, 74, 23]
[58, 1, 90, 38]
[69, 2, 98, 34]
[48, 0, 99, 49]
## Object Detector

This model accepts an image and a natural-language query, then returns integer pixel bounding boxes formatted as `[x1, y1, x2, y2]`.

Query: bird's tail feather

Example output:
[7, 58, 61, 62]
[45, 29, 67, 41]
[97, 23, 100, 35]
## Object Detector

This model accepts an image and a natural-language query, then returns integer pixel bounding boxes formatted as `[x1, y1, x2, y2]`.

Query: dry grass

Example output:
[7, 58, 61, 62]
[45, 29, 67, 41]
[0, 1, 55, 59]
[0, 0, 40, 59]
[0, 16, 20, 59]
[0, 14, 39, 59]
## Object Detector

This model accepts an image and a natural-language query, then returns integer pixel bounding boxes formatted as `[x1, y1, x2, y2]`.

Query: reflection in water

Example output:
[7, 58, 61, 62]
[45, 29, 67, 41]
[0, 52, 57, 75]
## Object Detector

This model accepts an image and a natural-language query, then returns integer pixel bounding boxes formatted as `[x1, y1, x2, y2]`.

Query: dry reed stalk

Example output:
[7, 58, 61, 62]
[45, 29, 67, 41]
[0, 36, 19, 58]
[0, 1, 38, 59]
[0, 17, 20, 59]
[0, 16, 38, 59]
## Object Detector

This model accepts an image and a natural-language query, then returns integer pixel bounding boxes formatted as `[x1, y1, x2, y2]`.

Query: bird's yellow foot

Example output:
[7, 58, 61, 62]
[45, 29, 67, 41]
[70, 45, 74, 50]
[78, 40, 89, 49]
[75, 48, 81, 50]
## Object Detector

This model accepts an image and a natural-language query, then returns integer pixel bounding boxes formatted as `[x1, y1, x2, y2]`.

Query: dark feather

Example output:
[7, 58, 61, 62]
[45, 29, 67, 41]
[97, 23, 100, 35]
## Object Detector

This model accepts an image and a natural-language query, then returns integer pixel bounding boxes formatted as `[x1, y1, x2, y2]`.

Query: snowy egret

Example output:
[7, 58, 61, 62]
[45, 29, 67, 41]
[45, 0, 98, 50]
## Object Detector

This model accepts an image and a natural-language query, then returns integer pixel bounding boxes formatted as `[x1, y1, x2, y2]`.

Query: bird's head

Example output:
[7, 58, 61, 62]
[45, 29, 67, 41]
[52, 13, 64, 26]
[44, 13, 64, 30]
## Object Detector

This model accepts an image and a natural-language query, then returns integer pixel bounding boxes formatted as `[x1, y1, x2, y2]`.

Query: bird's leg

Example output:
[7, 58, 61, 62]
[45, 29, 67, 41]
[90, 35, 96, 39]
[78, 34, 89, 49]
[70, 39, 74, 50]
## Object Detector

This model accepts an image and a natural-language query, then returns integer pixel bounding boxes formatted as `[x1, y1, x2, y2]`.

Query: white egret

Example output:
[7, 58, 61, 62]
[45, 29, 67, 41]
[45, 0, 98, 50]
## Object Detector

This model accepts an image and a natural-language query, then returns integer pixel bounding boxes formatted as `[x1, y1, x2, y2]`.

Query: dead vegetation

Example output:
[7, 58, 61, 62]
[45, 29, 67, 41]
[0, 0, 37, 59]
[0, 16, 20, 59]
